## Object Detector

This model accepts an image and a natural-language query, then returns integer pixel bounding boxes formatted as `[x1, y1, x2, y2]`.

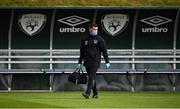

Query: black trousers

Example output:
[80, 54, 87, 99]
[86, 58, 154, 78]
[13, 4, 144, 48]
[85, 66, 98, 95]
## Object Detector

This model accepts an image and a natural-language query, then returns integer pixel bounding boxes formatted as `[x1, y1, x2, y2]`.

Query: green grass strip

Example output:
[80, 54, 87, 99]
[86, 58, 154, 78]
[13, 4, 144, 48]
[0, 91, 180, 108]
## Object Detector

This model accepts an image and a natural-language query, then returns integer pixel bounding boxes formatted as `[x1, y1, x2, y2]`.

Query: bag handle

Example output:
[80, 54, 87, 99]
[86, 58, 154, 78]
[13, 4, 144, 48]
[75, 67, 84, 74]
[74, 67, 80, 73]
[79, 67, 84, 74]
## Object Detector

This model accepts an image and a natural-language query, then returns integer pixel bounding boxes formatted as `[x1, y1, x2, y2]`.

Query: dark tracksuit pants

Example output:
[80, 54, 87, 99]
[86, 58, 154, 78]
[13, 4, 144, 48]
[85, 66, 98, 95]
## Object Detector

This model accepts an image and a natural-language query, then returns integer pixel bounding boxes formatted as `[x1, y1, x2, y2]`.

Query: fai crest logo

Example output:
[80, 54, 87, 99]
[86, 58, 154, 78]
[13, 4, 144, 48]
[18, 14, 46, 36]
[101, 14, 129, 36]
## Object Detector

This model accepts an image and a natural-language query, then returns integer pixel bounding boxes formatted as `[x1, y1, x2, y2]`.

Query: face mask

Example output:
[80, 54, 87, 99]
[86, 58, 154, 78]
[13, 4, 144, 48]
[90, 31, 97, 36]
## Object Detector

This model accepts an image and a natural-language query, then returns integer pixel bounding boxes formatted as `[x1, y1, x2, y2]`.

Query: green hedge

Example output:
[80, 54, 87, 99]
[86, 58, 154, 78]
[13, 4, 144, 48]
[0, 0, 180, 7]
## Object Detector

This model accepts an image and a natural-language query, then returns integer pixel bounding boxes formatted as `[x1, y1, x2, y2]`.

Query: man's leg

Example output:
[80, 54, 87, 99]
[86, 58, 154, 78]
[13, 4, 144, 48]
[92, 81, 98, 98]
[93, 81, 97, 93]
[86, 67, 95, 95]
[83, 66, 98, 98]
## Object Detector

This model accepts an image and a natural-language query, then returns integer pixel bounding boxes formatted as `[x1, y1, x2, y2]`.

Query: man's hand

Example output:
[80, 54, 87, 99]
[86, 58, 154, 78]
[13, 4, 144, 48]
[77, 64, 82, 69]
[105, 63, 110, 69]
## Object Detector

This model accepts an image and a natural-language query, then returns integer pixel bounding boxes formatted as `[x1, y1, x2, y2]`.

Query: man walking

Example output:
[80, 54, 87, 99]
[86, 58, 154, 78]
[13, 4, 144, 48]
[77, 23, 110, 99]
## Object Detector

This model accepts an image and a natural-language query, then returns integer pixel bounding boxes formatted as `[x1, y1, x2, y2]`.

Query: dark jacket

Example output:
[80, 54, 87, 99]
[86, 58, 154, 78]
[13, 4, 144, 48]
[78, 34, 109, 68]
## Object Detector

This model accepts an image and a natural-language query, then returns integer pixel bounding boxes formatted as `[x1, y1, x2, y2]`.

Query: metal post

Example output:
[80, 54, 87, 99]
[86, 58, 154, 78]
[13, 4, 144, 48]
[173, 9, 179, 70]
[131, 9, 139, 92]
[50, 9, 56, 70]
[8, 74, 12, 92]
[131, 73, 135, 92]
[93, 10, 98, 23]
[7, 9, 14, 91]
[172, 9, 180, 92]
[49, 9, 56, 91]
[49, 74, 54, 92]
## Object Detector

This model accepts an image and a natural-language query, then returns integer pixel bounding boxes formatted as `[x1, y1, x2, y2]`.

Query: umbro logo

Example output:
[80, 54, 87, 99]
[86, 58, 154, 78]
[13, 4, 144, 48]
[140, 15, 173, 33]
[58, 15, 90, 27]
[140, 15, 172, 27]
[57, 15, 90, 33]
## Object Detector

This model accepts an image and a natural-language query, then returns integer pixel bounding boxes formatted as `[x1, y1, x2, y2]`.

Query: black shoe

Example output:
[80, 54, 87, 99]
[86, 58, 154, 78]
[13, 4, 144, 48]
[82, 93, 89, 99]
[92, 94, 98, 99]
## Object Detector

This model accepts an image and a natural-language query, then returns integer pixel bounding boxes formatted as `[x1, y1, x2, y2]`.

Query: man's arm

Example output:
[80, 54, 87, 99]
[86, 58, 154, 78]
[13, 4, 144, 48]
[100, 38, 109, 63]
[78, 40, 84, 64]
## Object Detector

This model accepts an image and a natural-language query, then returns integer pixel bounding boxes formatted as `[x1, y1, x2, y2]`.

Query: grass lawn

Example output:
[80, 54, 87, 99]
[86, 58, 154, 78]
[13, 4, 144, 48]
[0, 91, 180, 108]
[0, 0, 180, 6]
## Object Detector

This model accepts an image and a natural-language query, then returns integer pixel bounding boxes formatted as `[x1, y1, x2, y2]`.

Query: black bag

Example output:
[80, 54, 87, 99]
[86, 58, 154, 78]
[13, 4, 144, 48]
[68, 68, 87, 84]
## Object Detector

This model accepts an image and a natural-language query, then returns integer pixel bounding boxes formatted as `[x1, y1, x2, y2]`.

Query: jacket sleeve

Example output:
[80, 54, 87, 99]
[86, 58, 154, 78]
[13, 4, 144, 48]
[78, 40, 84, 64]
[100, 37, 109, 63]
